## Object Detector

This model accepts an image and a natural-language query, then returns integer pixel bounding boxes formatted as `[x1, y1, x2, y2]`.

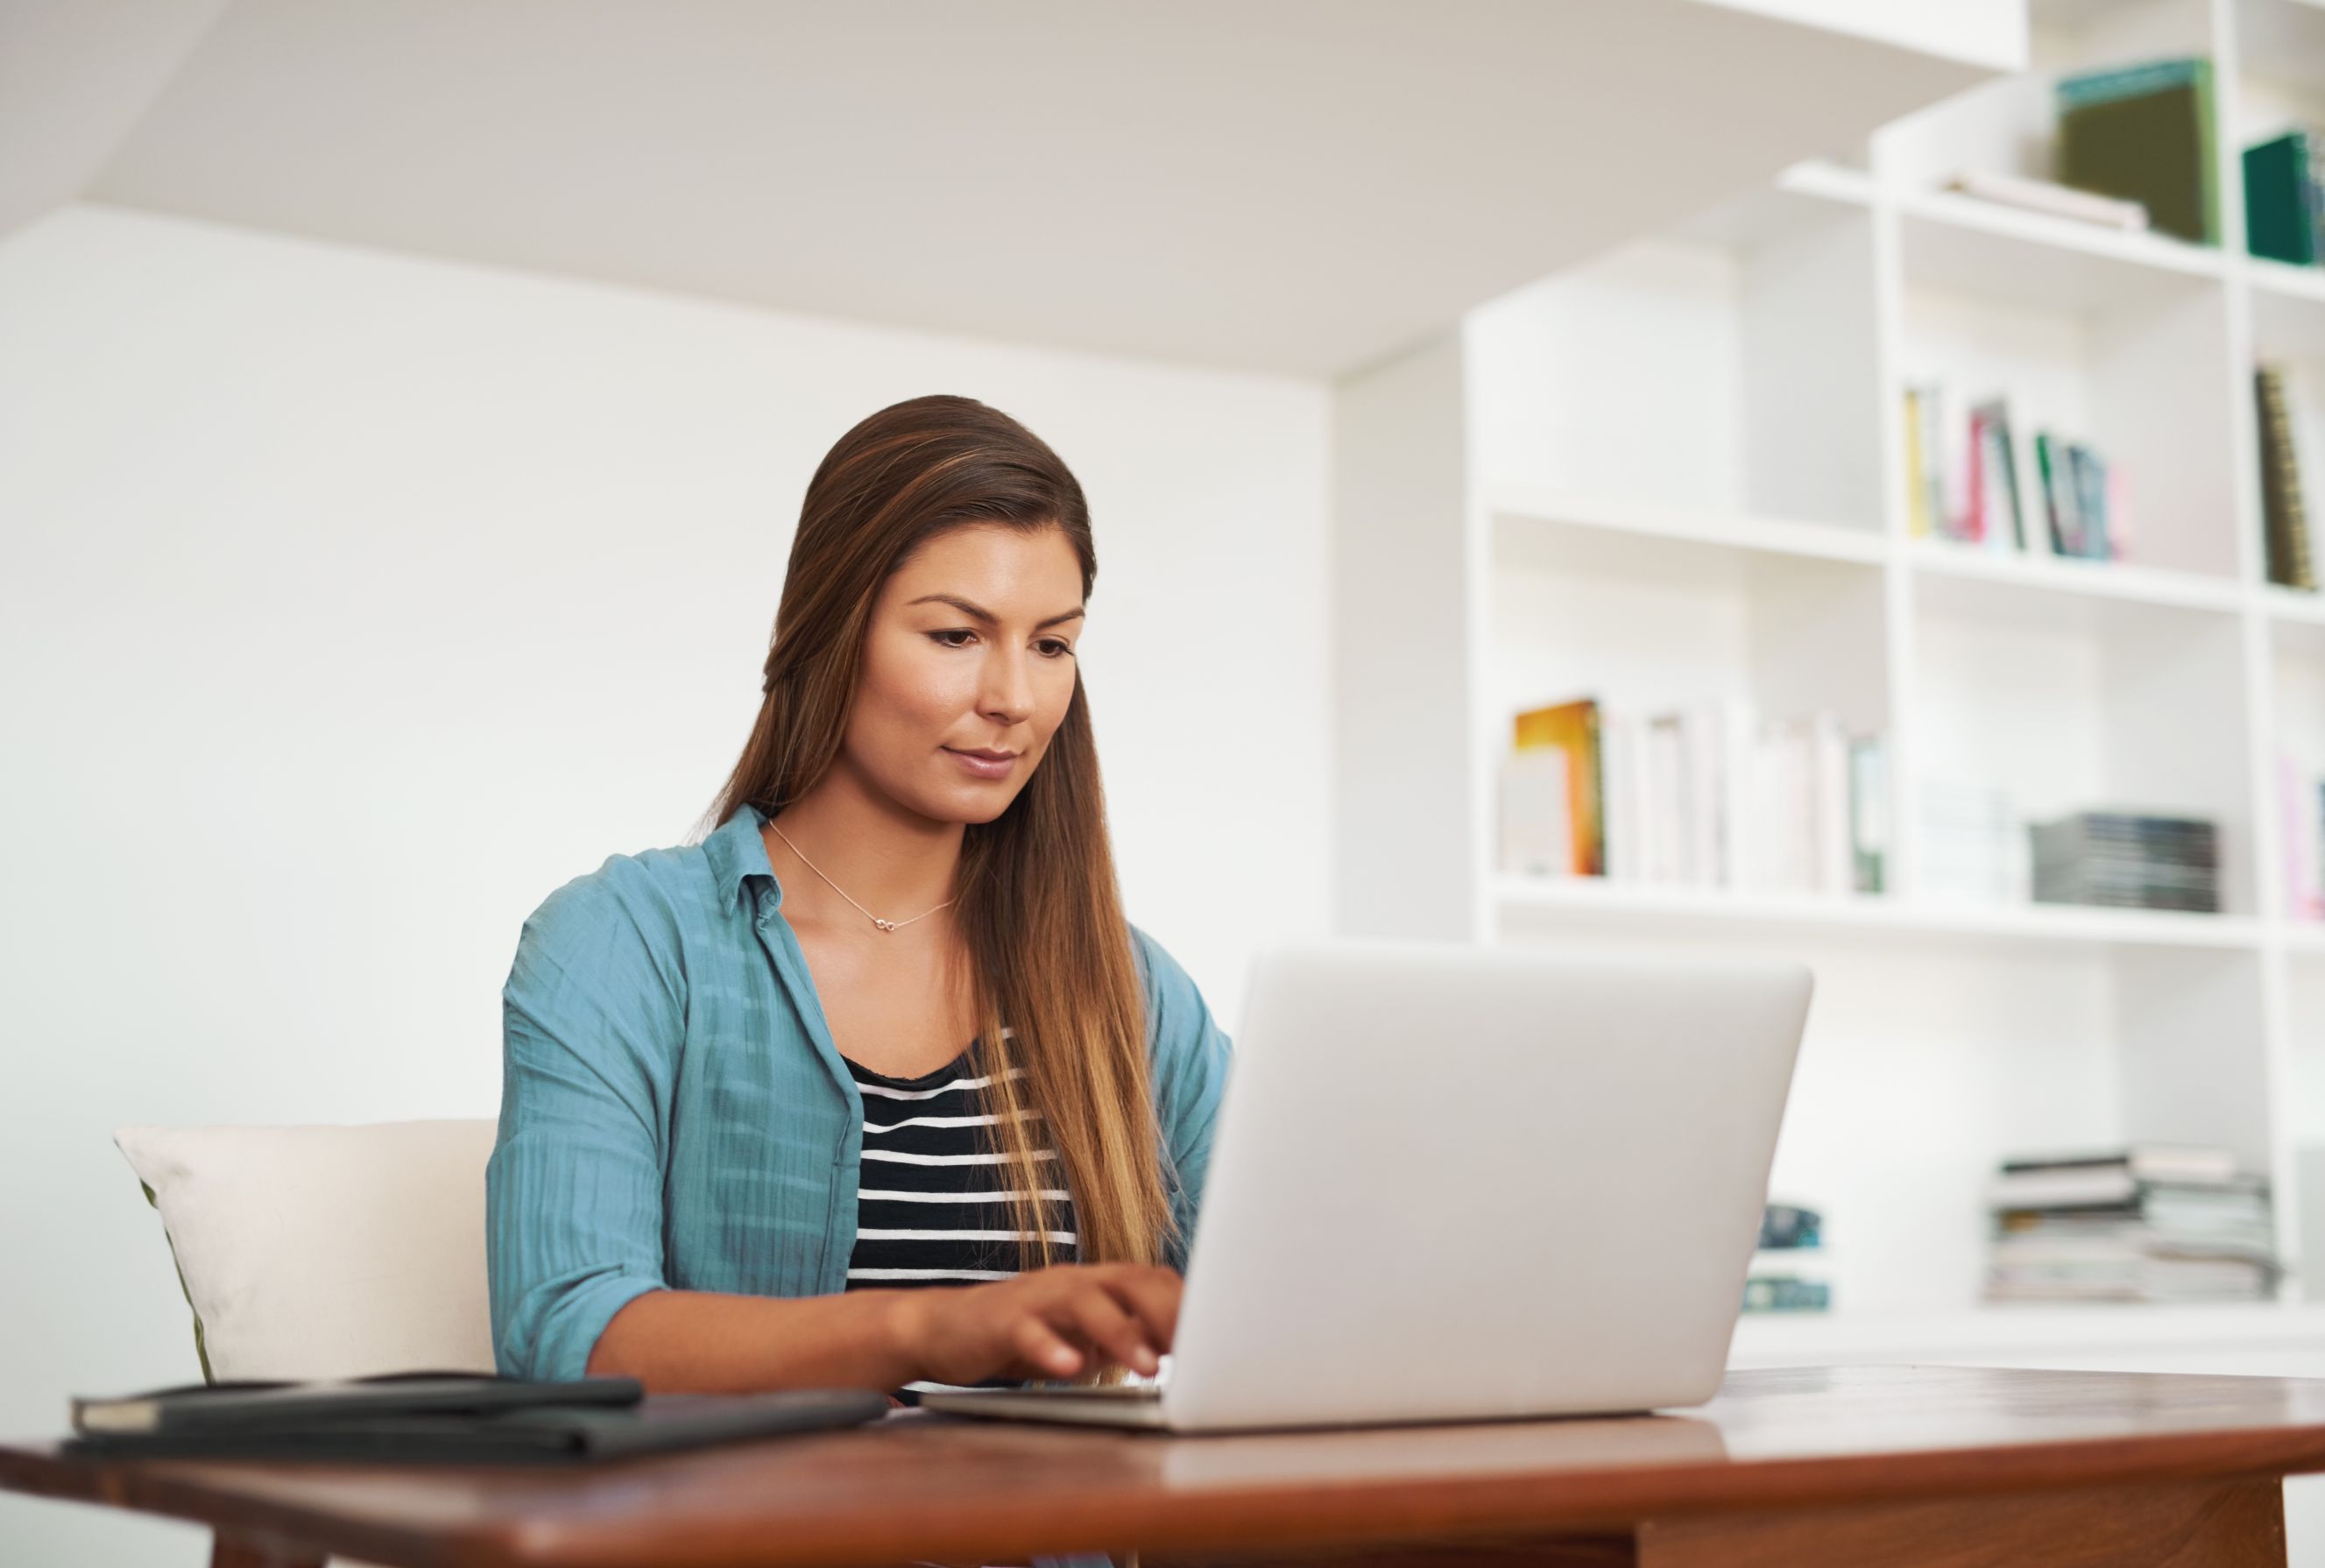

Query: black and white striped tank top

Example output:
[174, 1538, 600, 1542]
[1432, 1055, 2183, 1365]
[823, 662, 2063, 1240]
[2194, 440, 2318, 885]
[842, 1030, 1079, 1291]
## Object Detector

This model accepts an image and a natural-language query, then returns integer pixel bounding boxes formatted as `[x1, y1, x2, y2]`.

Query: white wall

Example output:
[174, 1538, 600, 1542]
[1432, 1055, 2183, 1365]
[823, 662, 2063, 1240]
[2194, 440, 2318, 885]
[0, 203, 1332, 1565]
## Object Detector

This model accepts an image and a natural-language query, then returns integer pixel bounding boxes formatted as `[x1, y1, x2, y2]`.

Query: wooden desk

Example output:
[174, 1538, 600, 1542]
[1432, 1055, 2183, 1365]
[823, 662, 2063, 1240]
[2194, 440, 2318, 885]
[9, 1365, 2325, 1567]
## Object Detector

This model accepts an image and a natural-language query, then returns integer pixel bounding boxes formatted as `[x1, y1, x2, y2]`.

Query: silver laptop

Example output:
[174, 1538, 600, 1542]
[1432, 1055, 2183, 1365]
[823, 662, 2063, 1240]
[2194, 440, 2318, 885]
[918, 936, 1813, 1433]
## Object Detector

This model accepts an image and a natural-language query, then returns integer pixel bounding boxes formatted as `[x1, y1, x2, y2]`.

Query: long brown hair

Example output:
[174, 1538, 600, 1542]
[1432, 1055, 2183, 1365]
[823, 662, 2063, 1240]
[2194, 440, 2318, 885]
[705, 393, 1175, 1274]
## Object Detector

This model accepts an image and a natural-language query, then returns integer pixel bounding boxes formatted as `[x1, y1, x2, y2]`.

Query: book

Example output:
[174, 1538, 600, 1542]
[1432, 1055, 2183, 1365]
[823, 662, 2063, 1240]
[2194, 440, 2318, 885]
[1512, 698, 1604, 877]
[1745, 1206, 1834, 1312]
[72, 1373, 641, 1437]
[1848, 734, 1888, 895]
[1984, 1144, 2279, 1303]
[1904, 385, 1933, 539]
[1498, 745, 1572, 877]
[1644, 710, 1688, 883]
[1811, 713, 1853, 895]
[1943, 168, 2150, 231]
[2056, 57, 2219, 247]
[1742, 1275, 1832, 1312]
[1704, 697, 1757, 890]
[2067, 442, 2111, 559]
[2244, 130, 2317, 265]
[1998, 1143, 2241, 1183]
[1962, 397, 1989, 545]
[1759, 1202, 1824, 1250]
[2030, 809, 2222, 914]
[1600, 711, 1643, 883]
[2027, 430, 2064, 554]
[1968, 399, 2027, 553]
[1757, 717, 1817, 891]
[1911, 383, 1950, 540]
[1985, 1253, 2275, 1303]
[63, 1381, 893, 1462]
[2022, 435, 2112, 559]
[2257, 364, 2318, 590]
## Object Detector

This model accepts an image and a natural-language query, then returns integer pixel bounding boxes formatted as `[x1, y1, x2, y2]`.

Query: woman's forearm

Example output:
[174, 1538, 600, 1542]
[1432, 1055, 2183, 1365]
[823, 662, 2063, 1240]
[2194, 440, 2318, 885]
[583, 1286, 928, 1394]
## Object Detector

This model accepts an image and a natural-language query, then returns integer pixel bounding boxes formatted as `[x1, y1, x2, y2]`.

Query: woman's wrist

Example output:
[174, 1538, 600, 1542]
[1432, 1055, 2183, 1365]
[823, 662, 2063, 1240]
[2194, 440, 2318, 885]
[878, 1288, 937, 1385]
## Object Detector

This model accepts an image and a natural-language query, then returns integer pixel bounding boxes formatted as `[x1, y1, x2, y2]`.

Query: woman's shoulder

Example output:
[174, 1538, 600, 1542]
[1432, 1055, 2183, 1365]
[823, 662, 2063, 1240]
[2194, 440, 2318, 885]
[1125, 922, 1233, 1070]
[1125, 920, 1194, 999]
[512, 820, 751, 972]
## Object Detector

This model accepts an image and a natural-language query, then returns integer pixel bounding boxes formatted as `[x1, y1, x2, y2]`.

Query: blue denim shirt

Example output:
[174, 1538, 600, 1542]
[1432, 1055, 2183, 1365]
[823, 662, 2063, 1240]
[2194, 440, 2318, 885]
[486, 802, 1233, 1391]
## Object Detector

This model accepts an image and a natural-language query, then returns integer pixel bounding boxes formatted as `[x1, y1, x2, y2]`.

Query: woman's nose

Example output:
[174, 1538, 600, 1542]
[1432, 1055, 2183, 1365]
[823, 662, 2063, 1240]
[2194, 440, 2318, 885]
[980, 650, 1035, 723]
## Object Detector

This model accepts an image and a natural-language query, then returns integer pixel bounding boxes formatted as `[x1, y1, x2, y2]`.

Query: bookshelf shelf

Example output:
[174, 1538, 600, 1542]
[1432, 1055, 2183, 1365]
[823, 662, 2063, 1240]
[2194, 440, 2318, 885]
[1898, 187, 2229, 311]
[2246, 252, 2325, 305]
[2267, 583, 2325, 624]
[1906, 538, 2249, 611]
[1334, 0, 2323, 1368]
[1489, 490, 1890, 568]
[1773, 158, 1879, 208]
[1495, 872, 2265, 952]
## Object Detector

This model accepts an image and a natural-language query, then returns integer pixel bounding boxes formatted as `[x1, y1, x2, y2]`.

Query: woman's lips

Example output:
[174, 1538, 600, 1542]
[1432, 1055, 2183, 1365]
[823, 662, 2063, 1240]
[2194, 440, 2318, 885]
[944, 747, 1016, 780]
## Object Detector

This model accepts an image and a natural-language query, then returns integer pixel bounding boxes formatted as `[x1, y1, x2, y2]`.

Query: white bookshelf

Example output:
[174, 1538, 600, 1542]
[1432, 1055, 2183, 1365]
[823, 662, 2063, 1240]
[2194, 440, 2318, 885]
[1330, 0, 2325, 1360]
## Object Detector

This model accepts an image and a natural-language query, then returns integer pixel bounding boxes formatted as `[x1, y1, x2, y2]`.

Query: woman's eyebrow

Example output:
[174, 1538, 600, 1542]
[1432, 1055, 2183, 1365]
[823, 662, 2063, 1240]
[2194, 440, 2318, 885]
[907, 592, 1085, 629]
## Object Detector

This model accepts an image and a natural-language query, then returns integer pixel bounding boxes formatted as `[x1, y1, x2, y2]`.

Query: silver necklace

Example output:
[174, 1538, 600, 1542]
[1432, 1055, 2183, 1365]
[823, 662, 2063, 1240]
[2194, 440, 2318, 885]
[767, 820, 958, 934]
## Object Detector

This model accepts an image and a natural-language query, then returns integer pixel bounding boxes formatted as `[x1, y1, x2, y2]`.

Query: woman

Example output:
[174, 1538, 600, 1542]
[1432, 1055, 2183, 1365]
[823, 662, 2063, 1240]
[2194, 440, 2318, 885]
[484, 394, 1233, 1403]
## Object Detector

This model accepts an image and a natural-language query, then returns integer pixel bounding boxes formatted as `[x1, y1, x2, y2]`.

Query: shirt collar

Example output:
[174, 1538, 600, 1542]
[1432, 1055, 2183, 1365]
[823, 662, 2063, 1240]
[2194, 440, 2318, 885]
[705, 802, 780, 912]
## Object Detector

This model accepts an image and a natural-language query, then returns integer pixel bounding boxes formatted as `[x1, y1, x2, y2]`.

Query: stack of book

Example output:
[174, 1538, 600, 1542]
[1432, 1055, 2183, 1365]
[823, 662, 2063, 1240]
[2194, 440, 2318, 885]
[1498, 697, 1888, 896]
[2055, 56, 2219, 248]
[1984, 1145, 2280, 1304]
[1743, 1201, 1831, 1314]
[2281, 753, 2325, 922]
[1901, 386, 2120, 559]
[2256, 363, 2319, 592]
[2029, 809, 2220, 914]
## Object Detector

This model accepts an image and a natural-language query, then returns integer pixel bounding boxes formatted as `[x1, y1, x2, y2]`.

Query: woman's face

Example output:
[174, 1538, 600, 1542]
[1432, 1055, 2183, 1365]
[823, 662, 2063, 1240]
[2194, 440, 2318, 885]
[846, 522, 1085, 824]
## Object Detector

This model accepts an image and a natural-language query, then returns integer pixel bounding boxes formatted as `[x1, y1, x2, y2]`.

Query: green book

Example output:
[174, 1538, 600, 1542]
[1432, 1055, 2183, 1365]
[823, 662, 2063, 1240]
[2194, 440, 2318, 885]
[2035, 432, 2078, 555]
[2246, 131, 2316, 265]
[2057, 57, 2218, 245]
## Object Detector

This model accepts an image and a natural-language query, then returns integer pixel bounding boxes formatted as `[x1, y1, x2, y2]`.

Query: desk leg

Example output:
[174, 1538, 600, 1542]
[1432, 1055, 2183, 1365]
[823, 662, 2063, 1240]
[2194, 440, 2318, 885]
[1637, 1477, 2286, 1567]
[209, 1529, 327, 1568]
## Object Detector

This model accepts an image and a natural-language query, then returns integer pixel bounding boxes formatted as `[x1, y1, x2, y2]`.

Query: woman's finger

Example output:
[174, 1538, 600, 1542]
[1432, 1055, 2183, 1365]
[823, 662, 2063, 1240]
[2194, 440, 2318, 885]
[1092, 1266, 1183, 1351]
[1061, 1283, 1157, 1375]
[1010, 1310, 1085, 1379]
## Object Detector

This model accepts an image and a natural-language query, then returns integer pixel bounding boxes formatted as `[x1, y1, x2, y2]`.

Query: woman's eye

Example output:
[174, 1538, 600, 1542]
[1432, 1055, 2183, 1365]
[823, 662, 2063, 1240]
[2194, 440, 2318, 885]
[927, 629, 1075, 659]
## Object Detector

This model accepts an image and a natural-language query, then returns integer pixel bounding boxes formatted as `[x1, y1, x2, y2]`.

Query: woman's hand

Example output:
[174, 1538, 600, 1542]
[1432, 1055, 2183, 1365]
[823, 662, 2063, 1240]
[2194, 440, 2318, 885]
[892, 1262, 1183, 1386]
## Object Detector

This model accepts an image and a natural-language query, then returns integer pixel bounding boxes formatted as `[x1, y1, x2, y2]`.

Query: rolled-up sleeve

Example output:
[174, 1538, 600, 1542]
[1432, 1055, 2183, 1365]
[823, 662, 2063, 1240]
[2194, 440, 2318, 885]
[1129, 923, 1234, 1271]
[487, 863, 684, 1381]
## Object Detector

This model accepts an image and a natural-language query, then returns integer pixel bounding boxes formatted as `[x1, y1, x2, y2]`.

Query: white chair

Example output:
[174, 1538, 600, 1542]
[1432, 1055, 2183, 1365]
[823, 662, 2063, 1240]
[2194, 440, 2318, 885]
[115, 1119, 500, 1568]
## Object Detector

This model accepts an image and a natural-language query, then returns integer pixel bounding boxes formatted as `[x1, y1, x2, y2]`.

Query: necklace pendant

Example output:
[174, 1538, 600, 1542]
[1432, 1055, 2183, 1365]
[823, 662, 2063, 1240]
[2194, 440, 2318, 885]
[873, 917, 896, 933]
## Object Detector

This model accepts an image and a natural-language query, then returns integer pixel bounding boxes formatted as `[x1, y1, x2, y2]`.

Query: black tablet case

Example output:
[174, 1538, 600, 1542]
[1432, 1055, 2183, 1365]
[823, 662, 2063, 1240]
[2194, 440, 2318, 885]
[65, 1372, 891, 1463]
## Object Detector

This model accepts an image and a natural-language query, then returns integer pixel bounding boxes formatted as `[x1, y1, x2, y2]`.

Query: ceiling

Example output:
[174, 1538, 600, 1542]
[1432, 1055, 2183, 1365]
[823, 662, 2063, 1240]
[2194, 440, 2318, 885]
[2, 0, 2021, 377]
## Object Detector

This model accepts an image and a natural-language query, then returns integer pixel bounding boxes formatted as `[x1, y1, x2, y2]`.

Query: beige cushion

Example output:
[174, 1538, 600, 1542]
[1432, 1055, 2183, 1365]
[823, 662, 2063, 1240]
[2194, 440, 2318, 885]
[114, 1120, 498, 1383]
